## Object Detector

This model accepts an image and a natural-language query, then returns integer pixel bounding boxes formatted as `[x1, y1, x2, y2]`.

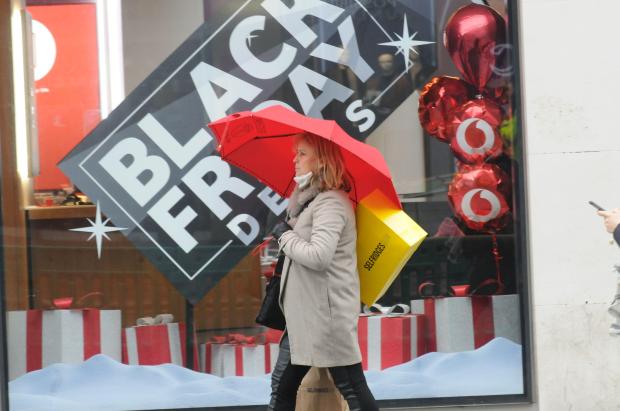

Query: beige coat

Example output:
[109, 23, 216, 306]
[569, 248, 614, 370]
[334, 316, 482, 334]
[278, 188, 362, 367]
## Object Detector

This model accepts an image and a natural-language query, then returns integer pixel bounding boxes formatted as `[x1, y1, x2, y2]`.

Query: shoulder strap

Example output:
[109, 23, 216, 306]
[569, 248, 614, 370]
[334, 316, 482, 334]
[299, 197, 315, 214]
[286, 195, 316, 221]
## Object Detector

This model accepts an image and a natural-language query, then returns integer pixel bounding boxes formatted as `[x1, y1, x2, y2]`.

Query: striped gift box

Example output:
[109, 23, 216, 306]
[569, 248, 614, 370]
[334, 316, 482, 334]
[410, 294, 521, 352]
[122, 322, 198, 369]
[201, 342, 279, 377]
[7, 309, 121, 380]
[357, 314, 426, 370]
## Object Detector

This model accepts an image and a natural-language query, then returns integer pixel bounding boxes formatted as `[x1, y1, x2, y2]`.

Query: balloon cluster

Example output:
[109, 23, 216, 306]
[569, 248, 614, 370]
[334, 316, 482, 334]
[418, 4, 512, 233]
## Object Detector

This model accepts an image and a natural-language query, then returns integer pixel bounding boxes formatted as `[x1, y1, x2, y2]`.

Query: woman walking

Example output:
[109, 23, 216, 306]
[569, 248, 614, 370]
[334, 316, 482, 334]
[268, 132, 379, 411]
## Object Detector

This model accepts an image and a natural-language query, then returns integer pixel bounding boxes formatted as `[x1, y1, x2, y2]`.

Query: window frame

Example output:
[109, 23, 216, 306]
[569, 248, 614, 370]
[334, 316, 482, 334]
[0, 0, 533, 409]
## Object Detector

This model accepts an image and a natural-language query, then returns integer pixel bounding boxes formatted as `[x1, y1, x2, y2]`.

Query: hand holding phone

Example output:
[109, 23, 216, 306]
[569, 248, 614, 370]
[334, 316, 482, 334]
[595, 203, 620, 235]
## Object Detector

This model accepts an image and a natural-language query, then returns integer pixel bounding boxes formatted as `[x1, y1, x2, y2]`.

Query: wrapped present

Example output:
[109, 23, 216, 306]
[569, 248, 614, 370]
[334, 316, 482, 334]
[7, 309, 121, 380]
[201, 333, 279, 377]
[262, 328, 284, 344]
[410, 294, 521, 352]
[122, 318, 198, 369]
[357, 310, 426, 371]
[356, 190, 427, 306]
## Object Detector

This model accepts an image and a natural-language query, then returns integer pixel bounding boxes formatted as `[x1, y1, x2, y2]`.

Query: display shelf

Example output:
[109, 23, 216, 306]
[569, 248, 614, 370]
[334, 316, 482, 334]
[25, 205, 96, 220]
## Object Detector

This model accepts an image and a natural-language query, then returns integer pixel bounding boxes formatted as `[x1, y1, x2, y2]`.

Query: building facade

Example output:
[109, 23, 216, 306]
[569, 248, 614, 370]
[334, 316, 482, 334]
[0, 0, 617, 410]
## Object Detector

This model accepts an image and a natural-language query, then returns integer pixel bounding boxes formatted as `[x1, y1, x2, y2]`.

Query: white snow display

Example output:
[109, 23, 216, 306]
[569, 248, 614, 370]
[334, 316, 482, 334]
[9, 337, 523, 411]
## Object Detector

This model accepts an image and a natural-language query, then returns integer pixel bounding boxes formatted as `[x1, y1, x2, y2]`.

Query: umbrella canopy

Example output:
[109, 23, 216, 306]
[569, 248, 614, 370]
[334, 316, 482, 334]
[208, 105, 400, 207]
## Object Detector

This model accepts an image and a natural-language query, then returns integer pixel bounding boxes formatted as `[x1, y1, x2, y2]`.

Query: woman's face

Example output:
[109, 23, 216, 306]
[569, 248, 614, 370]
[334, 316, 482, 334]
[293, 138, 318, 177]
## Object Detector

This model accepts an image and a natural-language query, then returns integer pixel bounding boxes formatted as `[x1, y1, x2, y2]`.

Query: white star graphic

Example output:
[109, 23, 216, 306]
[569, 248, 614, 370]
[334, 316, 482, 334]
[70, 202, 126, 259]
[378, 14, 434, 70]
[246, 33, 259, 47]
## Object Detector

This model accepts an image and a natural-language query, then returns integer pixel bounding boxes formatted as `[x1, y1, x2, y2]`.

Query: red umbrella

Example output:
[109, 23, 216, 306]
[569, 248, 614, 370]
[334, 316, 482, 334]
[207, 105, 400, 208]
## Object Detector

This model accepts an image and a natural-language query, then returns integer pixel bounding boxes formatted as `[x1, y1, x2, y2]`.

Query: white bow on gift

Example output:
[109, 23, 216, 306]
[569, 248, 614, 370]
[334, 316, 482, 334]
[362, 303, 410, 316]
[135, 313, 174, 326]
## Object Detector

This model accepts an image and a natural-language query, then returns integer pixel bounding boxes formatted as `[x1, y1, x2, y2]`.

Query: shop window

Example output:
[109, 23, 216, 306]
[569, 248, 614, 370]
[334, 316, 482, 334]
[4, 0, 530, 410]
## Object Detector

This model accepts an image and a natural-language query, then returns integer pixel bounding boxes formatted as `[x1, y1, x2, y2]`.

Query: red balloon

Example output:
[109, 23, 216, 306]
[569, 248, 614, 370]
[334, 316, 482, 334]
[448, 164, 511, 232]
[444, 4, 507, 91]
[418, 76, 473, 142]
[447, 97, 503, 164]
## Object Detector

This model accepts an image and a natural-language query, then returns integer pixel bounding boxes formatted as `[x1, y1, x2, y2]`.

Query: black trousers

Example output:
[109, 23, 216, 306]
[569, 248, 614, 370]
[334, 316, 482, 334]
[268, 333, 379, 411]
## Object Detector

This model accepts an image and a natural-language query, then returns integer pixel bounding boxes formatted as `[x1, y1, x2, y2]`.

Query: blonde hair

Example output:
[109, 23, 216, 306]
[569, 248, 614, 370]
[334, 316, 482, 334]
[296, 133, 351, 192]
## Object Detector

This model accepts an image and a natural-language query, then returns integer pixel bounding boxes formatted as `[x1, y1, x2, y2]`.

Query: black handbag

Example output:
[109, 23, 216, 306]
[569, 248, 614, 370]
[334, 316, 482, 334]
[255, 254, 287, 330]
[256, 197, 314, 330]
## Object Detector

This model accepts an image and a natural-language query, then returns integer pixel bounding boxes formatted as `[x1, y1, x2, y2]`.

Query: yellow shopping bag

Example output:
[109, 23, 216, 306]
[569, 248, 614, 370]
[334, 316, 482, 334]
[356, 190, 428, 306]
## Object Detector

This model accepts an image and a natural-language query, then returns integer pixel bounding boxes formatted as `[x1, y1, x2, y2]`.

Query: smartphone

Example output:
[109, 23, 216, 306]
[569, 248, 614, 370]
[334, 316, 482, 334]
[589, 201, 605, 211]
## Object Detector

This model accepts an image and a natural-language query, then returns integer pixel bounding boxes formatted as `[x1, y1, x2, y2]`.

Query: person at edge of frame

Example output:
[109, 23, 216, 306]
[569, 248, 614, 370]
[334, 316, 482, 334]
[598, 208, 620, 335]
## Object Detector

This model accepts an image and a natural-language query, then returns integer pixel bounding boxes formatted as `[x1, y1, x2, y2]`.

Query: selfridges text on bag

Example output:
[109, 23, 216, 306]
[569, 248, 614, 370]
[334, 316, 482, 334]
[356, 190, 428, 306]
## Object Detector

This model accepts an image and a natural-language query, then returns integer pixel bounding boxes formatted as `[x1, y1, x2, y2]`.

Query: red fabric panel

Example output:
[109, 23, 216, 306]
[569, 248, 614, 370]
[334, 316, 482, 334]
[424, 299, 437, 352]
[26, 310, 43, 372]
[135, 324, 171, 365]
[82, 309, 101, 359]
[472, 296, 495, 348]
[357, 316, 368, 370]
[380, 316, 411, 369]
